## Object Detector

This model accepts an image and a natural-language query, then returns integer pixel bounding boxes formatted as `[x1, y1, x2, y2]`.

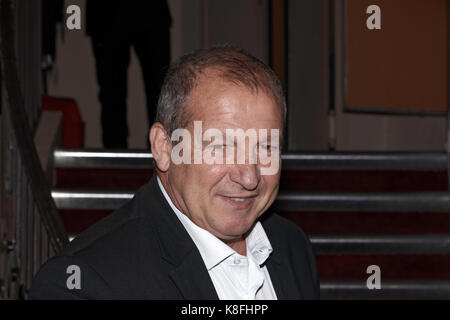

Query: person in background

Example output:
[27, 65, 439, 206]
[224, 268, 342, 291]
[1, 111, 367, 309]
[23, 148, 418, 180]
[86, 0, 172, 148]
[41, 0, 64, 94]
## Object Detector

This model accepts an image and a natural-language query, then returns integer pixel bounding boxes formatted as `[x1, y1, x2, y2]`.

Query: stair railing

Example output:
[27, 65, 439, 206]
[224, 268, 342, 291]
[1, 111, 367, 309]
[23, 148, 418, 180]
[0, 0, 68, 300]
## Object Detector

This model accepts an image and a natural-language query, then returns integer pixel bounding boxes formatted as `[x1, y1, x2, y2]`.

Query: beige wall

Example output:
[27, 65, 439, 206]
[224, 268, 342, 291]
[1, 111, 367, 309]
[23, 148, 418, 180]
[287, 0, 447, 152]
[333, 0, 447, 151]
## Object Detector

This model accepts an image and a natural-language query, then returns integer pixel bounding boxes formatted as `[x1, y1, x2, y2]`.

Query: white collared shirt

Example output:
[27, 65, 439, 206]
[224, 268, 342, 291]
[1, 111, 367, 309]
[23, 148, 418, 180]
[157, 176, 278, 300]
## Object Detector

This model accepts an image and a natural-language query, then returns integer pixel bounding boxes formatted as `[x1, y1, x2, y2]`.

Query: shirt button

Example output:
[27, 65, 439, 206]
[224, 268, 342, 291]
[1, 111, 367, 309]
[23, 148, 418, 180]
[234, 257, 240, 264]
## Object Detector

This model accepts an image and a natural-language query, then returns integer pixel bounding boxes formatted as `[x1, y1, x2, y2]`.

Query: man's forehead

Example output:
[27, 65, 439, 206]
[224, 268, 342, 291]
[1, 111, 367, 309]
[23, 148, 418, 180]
[191, 70, 236, 98]
[188, 75, 278, 115]
[185, 100, 281, 130]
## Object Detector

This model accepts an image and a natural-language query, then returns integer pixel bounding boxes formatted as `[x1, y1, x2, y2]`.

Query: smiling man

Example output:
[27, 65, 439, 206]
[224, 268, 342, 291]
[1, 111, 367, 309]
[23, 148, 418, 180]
[29, 46, 319, 300]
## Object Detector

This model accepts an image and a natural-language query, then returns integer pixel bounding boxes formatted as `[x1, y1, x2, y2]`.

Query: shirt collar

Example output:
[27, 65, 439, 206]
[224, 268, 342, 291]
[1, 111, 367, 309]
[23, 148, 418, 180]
[156, 175, 273, 270]
[246, 222, 273, 266]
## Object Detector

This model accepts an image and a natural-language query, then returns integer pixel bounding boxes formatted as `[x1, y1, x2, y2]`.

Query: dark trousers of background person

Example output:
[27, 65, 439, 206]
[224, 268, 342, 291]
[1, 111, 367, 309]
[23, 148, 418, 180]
[91, 29, 170, 149]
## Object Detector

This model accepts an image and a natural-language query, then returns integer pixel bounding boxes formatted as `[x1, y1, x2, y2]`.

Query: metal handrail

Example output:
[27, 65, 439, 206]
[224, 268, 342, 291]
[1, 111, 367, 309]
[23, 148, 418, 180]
[310, 234, 450, 254]
[54, 149, 155, 168]
[0, 0, 68, 299]
[282, 152, 447, 171]
[51, 189, 134, 210]
[320, 280, 450, 299]
[50, 189, 450, 213]
[53, 148, 448, 171]
[275, 192, 450, 212]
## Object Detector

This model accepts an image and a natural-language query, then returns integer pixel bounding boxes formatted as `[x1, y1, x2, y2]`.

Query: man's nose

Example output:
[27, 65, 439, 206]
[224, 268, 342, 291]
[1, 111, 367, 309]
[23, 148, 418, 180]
[229, 163, 260, 191]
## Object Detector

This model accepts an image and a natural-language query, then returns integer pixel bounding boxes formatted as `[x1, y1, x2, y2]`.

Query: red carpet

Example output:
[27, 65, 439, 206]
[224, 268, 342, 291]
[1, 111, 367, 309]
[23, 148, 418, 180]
[280, 211, 450, 234]
[54, 166, 450, 280]
[317, 254, 450, 280]
[54, 168, 447, 192]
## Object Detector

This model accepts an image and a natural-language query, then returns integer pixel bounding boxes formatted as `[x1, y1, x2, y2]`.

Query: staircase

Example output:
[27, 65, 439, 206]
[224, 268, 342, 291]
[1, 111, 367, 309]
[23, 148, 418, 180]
[50, 148, 450, 299]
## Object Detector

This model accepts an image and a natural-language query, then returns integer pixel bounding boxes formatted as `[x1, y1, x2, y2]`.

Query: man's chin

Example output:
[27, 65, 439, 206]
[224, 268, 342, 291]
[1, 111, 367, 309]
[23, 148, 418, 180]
[215, 220, 256, 240]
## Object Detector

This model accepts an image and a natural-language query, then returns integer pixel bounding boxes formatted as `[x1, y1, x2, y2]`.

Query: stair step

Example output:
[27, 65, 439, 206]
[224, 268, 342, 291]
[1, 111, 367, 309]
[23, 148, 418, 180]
[59, 209, 111, 234]
[280, 211, 450, 234]
[317, 254, 450, 280]
[311, 234, 450, 254]
[54, 149, 447, 171]
[319, 280, 450, 299]
[53, 149, 154, 168]
[274, 192, 450, 212]
[52, 149, 448, 191]
[52, 190, 134, 209]
[52, 189, 450, 212]
[64, 229, 450, 299]
[54, 190, 450, 238]
[280, 170, 447, 192]
[59, 208, 450, 235]
[53, 168, 448, 192]
[53, 168, 154, 190]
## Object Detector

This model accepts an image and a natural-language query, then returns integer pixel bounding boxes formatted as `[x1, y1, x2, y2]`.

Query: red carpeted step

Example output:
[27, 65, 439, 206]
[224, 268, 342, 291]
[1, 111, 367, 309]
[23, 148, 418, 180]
[316, 254, 450, 280]
[54, 168, 154, 190]
[59, 209, 112, 235]
[280, 211, 450, 234]
[60, 208, 450, 238]
[54, 168, 447, 191]
[280, 170, 448, 192]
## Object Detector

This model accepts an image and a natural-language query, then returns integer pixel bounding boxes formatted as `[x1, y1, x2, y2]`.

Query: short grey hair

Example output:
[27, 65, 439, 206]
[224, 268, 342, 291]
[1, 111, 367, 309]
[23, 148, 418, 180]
[155, 45, 287, 136]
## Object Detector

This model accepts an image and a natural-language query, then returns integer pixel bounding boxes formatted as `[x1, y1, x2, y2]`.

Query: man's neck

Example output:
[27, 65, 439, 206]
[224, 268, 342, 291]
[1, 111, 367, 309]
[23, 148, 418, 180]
[157, 173, 249, 256]
[224, 236, 247, 256]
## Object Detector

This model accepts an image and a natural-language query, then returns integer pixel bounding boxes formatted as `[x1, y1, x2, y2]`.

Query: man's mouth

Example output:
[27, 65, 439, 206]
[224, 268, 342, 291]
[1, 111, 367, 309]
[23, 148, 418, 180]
[218, 195, 257, 209]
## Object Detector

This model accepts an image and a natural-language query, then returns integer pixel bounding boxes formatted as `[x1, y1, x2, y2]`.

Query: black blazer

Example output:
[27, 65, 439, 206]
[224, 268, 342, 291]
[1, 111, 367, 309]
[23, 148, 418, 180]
[29, 176, 320, 300]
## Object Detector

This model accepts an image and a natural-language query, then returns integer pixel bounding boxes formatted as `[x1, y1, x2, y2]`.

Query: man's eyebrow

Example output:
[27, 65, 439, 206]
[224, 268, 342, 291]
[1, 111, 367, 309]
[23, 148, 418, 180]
[201, 127, 226, 137]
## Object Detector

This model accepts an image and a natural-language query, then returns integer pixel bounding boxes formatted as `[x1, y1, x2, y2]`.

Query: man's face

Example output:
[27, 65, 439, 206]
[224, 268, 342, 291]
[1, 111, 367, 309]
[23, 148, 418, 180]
[165, 73, 282, 242]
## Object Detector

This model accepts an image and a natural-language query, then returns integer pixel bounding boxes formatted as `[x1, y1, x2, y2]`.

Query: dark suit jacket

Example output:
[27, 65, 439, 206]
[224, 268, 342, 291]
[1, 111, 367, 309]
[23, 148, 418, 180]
[29, 176, 320, 299]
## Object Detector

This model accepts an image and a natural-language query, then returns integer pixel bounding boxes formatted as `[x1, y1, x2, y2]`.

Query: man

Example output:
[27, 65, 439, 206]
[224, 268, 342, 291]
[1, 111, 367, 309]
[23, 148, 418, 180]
[29, 46, 320, 299]
[87, 0, 171, 148]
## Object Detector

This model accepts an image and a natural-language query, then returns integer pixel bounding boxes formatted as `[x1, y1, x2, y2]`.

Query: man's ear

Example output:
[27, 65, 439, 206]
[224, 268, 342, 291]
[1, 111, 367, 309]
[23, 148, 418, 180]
[149, 123, 171, 172]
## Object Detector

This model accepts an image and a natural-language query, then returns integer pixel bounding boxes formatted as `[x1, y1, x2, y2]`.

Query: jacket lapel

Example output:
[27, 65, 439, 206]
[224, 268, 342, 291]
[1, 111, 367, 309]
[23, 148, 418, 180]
[168, 249, 219, 299]
[261, 214, 305, 300]
[265, 255, 304, 300]
[142, 176, 219, 299]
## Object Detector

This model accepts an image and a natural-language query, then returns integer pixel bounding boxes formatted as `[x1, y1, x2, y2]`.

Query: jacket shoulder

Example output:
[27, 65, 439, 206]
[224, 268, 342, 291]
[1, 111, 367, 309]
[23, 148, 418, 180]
[29, 183, 165, 299]
[28, 255, 113, 299]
